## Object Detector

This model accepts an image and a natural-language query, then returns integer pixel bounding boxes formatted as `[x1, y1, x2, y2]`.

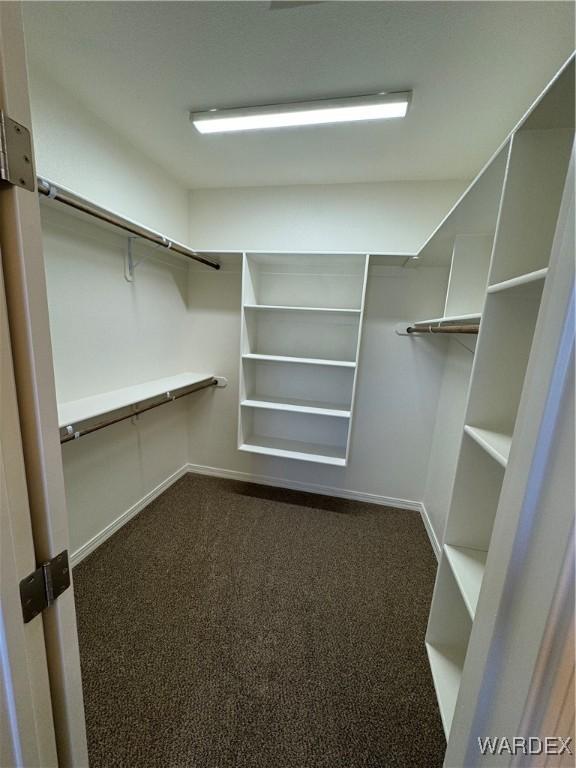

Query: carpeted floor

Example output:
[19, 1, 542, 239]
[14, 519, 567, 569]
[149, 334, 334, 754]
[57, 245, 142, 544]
[73, 474, 445, 768]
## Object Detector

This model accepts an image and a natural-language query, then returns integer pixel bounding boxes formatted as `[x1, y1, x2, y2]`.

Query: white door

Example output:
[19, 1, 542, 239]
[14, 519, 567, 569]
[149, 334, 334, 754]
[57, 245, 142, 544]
[0, 249, 58, 767]
[0, 2, 88, 766]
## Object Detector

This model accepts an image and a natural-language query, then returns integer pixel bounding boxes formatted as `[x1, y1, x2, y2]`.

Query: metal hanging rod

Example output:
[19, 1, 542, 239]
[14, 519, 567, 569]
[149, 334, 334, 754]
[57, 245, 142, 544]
[407, 324, 480, 335]
[37, 177, 220, 271]
[60, 377, 217, 444]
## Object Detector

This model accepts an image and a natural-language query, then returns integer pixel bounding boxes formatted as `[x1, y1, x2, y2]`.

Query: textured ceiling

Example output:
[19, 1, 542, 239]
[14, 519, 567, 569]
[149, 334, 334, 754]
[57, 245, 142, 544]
[23, 1, 575, 188]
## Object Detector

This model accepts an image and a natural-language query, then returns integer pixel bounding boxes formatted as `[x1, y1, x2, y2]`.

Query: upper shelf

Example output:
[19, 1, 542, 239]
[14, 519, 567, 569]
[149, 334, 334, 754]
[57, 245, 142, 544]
[58, 372, 214, 428]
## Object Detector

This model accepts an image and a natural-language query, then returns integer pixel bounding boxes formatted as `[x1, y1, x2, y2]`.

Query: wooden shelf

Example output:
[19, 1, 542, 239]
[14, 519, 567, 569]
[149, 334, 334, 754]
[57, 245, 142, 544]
[58, 372, 214, 428]
[426, 642, 466, 737]
[242, 353, 356, 368]
[464, 425, 511, 467]
[244, 304, 361, 314]
[445, 545, 487, 619]
[411, 313, 481, 326]
[239, 436, 347, 466]
[487, 268, 548, 295]
[241, 397, 350, 418]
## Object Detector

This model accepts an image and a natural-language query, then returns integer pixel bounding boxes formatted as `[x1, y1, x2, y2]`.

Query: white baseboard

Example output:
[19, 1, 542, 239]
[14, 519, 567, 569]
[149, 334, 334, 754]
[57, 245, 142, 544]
[70, 464, 189, 566]
[71, 461, 439, 567]
[185, 461, 422, 512]
[187, 463, 439, 558]
[418, 502, 441, 560]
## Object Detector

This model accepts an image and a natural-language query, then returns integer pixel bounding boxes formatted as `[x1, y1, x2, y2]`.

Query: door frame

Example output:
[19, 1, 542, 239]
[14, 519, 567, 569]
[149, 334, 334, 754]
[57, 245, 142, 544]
[0, 3, 88, 765]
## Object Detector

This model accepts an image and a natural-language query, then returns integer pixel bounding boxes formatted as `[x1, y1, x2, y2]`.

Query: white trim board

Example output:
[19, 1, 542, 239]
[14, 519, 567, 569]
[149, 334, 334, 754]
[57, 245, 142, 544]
[70, 464, 189, 566]
[418, 503, 441, 561]
[71, 461, 439, 566]
[187, 462, 440, 558]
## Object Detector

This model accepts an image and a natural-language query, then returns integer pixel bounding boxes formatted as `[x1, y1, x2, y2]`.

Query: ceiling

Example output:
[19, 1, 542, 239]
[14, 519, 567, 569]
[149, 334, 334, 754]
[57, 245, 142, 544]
[23, 1, 574, 189]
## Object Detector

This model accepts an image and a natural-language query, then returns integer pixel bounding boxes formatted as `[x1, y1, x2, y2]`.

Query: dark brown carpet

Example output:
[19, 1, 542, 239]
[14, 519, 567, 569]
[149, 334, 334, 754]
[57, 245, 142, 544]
[73, 474, 445, 768]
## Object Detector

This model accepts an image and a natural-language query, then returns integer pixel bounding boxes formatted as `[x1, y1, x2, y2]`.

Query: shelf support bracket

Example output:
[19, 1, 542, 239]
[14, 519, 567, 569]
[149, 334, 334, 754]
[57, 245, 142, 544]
[125, 235, 174, 282]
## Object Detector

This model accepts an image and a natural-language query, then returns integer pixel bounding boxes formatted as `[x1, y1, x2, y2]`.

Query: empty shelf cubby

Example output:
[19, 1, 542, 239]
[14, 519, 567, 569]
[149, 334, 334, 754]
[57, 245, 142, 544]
[239, 407, 350, 466]
[242, 307, 360, 363]
[465, 284, 544, 441]
[426, 559, 472, 739]
[241, 359, 355, 416]
[243, 252, 367, 309]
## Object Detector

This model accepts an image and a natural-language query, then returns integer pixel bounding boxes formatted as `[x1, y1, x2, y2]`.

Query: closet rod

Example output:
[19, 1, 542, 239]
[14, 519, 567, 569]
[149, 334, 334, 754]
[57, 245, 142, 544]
[407, 324, 480, 335]
[60, 377, 217, 444]
[37, 178, 221, 271]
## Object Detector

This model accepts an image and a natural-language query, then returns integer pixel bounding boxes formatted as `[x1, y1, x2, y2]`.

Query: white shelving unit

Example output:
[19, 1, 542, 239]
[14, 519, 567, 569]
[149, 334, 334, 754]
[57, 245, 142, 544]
[463, 425, 511, 468]
[238, 252, 369, 465]
[426, 58, 574, 748]
[409, 146, 510, 331]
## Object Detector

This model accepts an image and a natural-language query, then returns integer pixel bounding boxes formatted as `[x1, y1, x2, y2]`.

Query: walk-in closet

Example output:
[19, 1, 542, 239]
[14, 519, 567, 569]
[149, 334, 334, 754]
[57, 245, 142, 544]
[1, 3, 574, 767]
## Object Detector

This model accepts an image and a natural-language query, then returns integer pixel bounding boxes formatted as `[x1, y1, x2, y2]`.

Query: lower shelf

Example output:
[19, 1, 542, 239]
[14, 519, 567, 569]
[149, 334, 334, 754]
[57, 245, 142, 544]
[426, 641, 466, 738]
[239, 436, 347, 466]
[445, 545, 487, 619]
[464, 425, 512, 467]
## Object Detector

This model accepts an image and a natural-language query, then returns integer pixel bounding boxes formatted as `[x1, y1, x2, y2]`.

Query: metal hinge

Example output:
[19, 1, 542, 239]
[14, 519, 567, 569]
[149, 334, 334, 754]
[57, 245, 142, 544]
[19, 550, 71, 623]
[0, 110, 35, 191]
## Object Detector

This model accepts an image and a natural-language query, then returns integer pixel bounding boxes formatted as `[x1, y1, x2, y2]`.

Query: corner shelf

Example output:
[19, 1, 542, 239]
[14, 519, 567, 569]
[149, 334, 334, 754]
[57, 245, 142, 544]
[487, 268, 548, 295]
[240, 436, 347, 466]
[444, 545, 487, 619]
[463, 425, 511, 468]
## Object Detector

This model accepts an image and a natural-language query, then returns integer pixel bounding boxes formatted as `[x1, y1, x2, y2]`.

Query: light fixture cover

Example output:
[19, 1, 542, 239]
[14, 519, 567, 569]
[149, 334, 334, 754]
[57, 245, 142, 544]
[190, 91, 411, 134]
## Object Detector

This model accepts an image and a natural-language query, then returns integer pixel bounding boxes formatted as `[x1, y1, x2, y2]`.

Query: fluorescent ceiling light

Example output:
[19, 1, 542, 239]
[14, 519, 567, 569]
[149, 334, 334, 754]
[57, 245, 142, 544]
[191, 92, 411, 134]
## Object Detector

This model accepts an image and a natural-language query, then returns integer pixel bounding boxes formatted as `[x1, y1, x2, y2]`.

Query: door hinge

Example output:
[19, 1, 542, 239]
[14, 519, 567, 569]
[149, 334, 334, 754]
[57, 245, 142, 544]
[0, 110, 35, 191]
[19, 550, 71, 623]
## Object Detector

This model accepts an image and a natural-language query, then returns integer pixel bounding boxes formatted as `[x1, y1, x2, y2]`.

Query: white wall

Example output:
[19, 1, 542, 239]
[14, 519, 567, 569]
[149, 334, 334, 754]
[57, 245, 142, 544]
[189, 181, 466, 254]
[29, 67, 194, 557]
[42, 208, 192, 402]
[29, 69, 469, 558]
[186, 260, 451, 506]
[422, 337, 475, 550]
[41, 206, 192, 556]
